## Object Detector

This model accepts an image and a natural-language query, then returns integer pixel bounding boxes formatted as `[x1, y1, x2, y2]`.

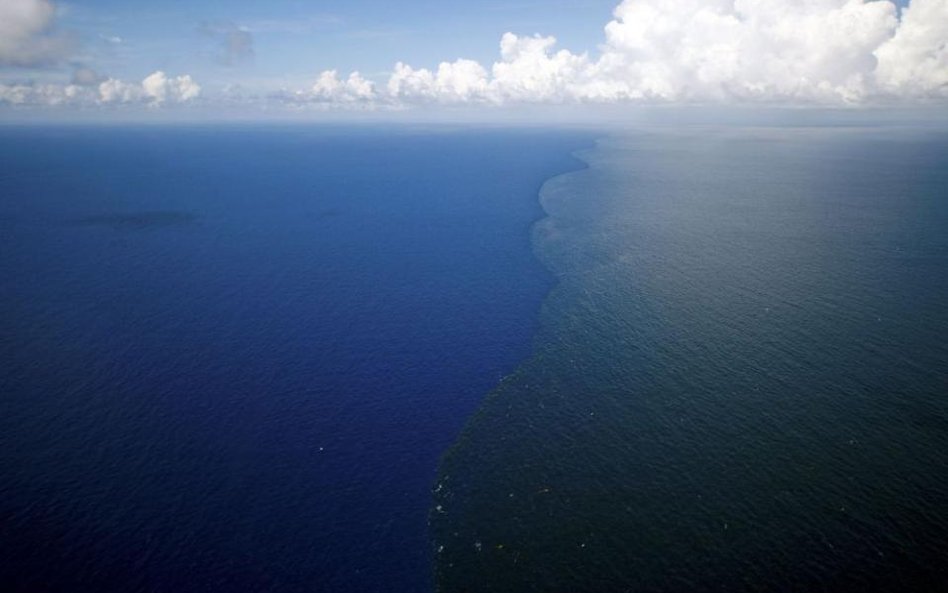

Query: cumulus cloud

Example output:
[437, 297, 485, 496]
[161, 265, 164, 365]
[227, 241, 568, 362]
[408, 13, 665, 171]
[0, 71, 201, 107]
[138, 71, 201, 103]
[293, 0, 947, 107]
[310, 70, 374, 102]
[387, 59, 489, 103]
[593, 0, 900, 102]
[875, 0, 948, 95]
[278, 69, 376, 105]
[0, 0, 72, 66]
[0, 81, 84, 105]
[96, 71, 201, 105]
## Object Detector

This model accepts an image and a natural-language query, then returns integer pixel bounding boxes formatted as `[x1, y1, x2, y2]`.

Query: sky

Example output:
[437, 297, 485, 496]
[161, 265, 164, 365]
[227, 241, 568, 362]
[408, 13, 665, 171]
[0, 0, 944, 117]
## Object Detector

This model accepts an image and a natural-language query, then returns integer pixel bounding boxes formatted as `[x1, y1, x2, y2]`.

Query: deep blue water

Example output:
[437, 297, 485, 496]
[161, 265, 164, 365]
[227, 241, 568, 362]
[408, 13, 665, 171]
[0, 126, 591, 593]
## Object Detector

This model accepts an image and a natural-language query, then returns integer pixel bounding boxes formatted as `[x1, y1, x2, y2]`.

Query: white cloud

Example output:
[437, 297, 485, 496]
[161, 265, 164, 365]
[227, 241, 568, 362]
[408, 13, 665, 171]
[0, 71, 201, 107]
[98, 71, 200, 105]
[0, 81, 83, 105]
[95, 72, 199, 106]
[586, 0, 904, 103]
[875, 0, 948, 95]
[0, 0, 72, 66]
[96, 77, 140, 103]
[295, 0, 947, 107]
[282, 69, 376, 105]
[139, 71, 201, 104]
[387, 60, 490, 103]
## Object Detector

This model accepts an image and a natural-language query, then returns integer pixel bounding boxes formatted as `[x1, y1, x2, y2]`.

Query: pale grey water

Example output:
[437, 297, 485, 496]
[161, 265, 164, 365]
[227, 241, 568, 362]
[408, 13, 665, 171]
[433, 127, 948, 592]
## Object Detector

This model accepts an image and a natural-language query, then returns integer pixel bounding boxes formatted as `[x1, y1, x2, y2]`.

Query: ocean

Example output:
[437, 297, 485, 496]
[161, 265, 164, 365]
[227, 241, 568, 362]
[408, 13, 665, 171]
[0, 125, 592, 593]
[433, 126, 948, 592]
[2, 123, 947, 593]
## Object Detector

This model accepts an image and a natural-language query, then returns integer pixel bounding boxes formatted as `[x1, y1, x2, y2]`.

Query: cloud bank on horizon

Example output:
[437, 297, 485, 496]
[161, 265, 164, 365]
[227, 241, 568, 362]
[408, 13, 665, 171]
[0, 0, 200, 107]
[309, 0, 947, 107]
[1, 70, 201, 107]
[1, 0, 946, 110]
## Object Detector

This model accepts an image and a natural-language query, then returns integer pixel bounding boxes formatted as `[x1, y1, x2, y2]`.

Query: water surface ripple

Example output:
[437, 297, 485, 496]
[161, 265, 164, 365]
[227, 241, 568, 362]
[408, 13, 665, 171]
[433, 127, 948, 593]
